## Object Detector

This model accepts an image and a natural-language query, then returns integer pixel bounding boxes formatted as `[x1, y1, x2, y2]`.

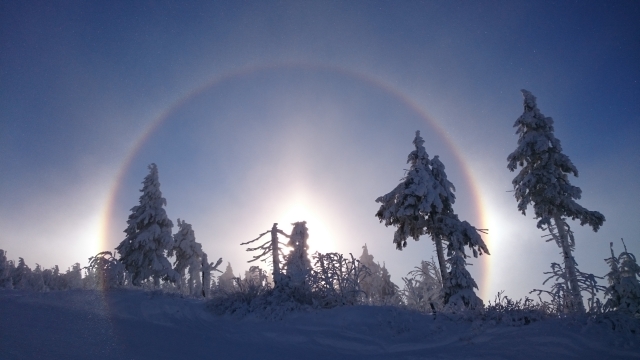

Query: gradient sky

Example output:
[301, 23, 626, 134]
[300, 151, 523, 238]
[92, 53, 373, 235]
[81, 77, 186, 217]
[1, 1, 638, 301]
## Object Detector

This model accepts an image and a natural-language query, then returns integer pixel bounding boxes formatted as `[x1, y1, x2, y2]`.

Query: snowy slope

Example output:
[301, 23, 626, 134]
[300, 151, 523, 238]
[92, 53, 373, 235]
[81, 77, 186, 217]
[1, 289, 638, 360]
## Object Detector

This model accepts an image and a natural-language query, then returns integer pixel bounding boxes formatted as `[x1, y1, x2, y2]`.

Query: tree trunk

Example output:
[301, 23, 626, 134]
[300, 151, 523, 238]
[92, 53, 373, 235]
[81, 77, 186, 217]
[271, 224, 281, 286]
[202, 269, 206, 298]
[202, 254, 210, 298]
[553, 214, 585, 313]
[178, 269, 185, 294]
[433, 235, 449, 290]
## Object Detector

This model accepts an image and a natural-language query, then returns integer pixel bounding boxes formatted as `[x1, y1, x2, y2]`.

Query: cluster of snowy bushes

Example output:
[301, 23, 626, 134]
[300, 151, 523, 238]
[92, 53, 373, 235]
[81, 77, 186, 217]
[208, 222, 376, 317]
[2, 90, 640, 330]
[0, 250, 85, 291]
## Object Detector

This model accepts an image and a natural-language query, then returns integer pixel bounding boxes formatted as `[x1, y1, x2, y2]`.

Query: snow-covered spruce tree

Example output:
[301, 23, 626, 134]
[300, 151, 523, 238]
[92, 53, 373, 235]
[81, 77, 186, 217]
[29, 264, 46, 292]
[0, 250, 13, 289]
[507, 90, 605, 312]
[41, 265, 61, 291]
[217, 262, 236, 292]
[604, 240, 640, 315]
[432, 155, 488, 308]
[241, 223, 289, 287]
[379, 263, 402, 305]
[428, 155, 458, 285]
[376, 131, 448, 282]
[282, 221, 312, 302]
[84, 251, 126, 290]
[358, 244, 379, 272]
[241, 266, 270, 288]
[358, 244, 382, 301]
[170, 219, 206, 296]
[12, 258, 31, 290]
[356, 245, 400, 305]
[285, 222, 312, 282]
[376, 131, 488, 307]
[65, 263, 83, 289]
[437, 214, 488, 309]
[116, 163, 177, 287]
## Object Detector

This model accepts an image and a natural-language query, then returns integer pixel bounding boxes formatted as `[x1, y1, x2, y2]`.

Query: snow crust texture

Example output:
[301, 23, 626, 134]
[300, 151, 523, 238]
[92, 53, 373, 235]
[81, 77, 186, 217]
[1, 289, 638, 360]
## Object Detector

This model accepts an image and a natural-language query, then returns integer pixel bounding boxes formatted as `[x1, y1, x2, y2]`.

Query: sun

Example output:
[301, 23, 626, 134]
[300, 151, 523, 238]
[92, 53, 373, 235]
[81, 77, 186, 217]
[278, 201, 336, 256]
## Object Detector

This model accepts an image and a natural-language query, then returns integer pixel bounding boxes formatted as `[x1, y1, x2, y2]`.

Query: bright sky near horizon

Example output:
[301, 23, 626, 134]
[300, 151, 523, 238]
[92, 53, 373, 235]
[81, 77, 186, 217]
[1, 1, 639, 301]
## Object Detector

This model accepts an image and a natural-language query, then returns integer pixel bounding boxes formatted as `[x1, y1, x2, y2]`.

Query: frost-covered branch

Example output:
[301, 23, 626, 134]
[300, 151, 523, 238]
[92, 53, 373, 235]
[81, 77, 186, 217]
[309, 252, 370, 307]
[243, 223, 289, 286]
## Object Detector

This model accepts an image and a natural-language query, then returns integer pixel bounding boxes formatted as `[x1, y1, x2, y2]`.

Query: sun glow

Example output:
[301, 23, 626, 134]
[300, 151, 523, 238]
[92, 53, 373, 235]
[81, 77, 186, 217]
[277, 200, 336, 256]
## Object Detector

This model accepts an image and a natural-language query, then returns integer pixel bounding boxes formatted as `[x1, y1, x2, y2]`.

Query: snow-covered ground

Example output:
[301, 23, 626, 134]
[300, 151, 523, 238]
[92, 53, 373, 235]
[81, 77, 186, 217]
[1, 289, 638, 360]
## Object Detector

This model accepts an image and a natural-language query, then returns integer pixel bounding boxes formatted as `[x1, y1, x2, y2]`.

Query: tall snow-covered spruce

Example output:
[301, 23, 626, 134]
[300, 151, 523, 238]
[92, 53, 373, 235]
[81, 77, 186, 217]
[116, 163, 177, 287]
[375, 132, 448, 280]
[507, 90, 605, 312]
[376, 131, 488, 308]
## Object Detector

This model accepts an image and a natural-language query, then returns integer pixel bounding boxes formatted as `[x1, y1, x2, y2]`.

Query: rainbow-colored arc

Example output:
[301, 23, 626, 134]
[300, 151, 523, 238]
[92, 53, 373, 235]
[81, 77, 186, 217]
[98, 62, 493, 299]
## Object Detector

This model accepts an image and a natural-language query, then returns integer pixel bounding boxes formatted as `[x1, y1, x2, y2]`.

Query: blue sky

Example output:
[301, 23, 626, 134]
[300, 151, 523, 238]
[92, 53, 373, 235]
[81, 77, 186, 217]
[1, 1, 638, 300]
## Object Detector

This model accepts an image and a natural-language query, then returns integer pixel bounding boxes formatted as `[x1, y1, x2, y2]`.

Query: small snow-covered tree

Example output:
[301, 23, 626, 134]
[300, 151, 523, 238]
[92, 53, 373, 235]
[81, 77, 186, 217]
[42, 265, 66, 291]
[436, 214, 487, 309]
[376, 131, 488, 307]
[403, 258, 442, 312]
[356, 245, 401, 304]
[358, 244, 382, 300]
[241, 266, 269, 288]
[379, 263, 402, 305]
[507, 90, 605, 312]
[0, 250, 13, 289]
[84, 251, 126, 289]
[218, 262, 236, 292]
[432, 156, 489, 308]
[282, 221, 312, 302]
[30, 264, 46, 292]
[170, 219, 206, 295]
[116, 163, 177, 287]
[65, 263, 83, 289]
[12, 257, 31, 290]
[604, 240, 640, 315]
[283, 222, 311, 284]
